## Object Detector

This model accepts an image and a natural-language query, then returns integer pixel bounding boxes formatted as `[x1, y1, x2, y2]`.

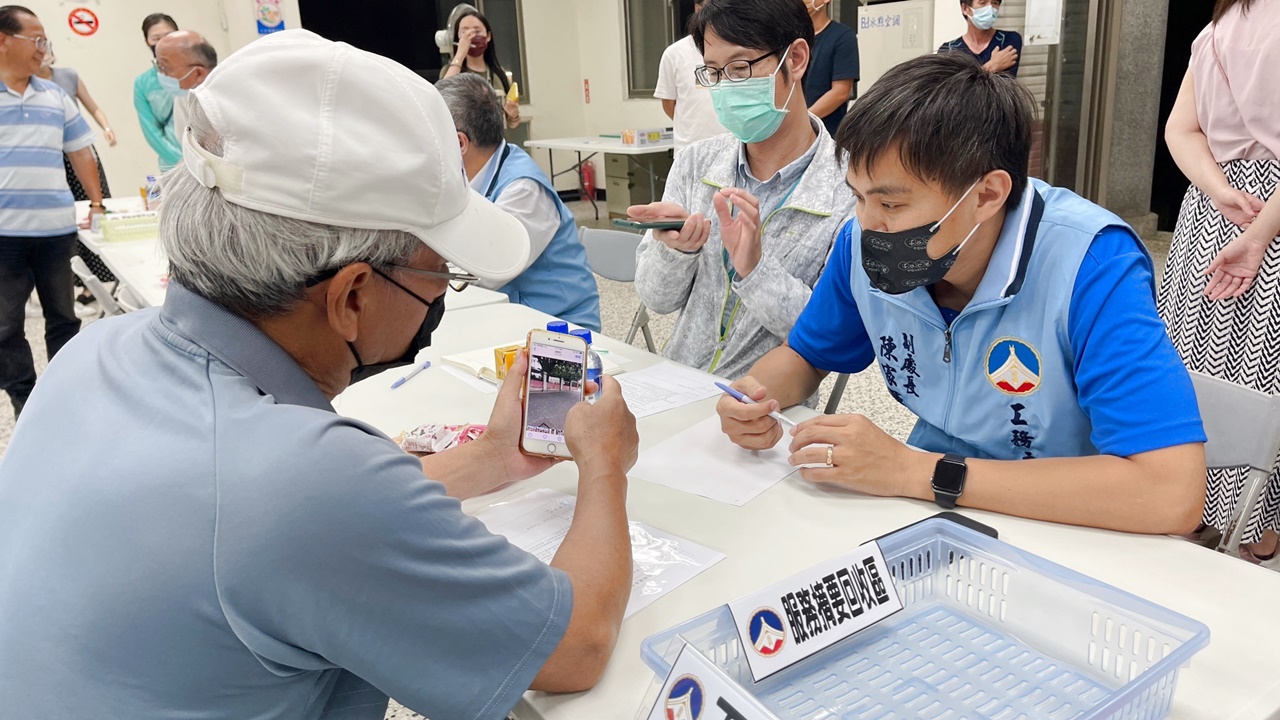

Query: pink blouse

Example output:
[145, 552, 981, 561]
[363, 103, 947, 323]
[1190, 0, 1280, 162]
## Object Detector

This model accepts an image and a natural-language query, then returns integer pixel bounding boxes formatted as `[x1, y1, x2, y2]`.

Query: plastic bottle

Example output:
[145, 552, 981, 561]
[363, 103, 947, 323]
[144, 175, 161, 211]
[570, 329, 603, 402]
[546, 320, 569, 334]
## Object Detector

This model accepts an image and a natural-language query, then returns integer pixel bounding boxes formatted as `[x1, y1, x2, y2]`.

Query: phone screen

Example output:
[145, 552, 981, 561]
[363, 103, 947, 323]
[524, 341, 586, 444]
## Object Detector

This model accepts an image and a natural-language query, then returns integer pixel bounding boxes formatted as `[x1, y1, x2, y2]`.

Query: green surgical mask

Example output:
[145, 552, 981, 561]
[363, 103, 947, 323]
[709, 60, 796, 144]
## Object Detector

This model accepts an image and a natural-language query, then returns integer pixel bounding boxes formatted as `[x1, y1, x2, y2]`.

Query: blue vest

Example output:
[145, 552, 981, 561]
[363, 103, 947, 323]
[485, 145, 602, 332]
[848, 180, 1144, 460]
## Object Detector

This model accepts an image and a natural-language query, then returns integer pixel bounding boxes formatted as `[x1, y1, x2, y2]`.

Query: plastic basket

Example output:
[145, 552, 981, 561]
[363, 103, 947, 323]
[99, 212, 160, 243]
[641, 518, 1209, 720]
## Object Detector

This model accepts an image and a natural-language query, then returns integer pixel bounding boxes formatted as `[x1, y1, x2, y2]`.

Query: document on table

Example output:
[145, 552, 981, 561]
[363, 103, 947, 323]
[630, 414, 799, 506]
[615, 361, 724, 418]
[474, 488, 724, 618]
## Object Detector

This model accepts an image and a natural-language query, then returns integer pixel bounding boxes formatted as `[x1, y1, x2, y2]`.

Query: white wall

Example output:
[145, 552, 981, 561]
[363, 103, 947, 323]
[43, 0, 300, 199]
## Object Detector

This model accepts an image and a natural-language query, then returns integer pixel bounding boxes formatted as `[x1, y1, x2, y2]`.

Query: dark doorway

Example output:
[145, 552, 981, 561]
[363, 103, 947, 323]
[298, 0, 447, 81]
[1151, 1, 1215, 231]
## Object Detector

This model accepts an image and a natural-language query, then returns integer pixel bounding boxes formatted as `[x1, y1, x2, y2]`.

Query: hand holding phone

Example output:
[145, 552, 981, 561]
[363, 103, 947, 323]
[521, 329, 589, 459]
[565, 374, 639, 478]
[626, 201, 711, 253]
[612, 217, 685, 231]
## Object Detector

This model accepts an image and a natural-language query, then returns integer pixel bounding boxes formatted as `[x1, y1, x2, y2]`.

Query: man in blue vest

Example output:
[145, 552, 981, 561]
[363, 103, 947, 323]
[717, 53, 1208, 535]
[436, 73, 602, 332]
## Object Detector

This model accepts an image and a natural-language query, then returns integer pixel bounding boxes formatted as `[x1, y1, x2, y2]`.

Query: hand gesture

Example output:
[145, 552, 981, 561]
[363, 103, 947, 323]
[716, 376, 783, 450]
[476, 350, 564, 485]
[1209, 186, 1264, 228]
[565, 375, 639, 480]
[628, 202, 710, 254]
[713, 188, 763, 278]
[454, 28, 478, 62]
[503, 98, 520, 128]
[1205, 232, 1270, 300]
[988, 45, 1019, 73]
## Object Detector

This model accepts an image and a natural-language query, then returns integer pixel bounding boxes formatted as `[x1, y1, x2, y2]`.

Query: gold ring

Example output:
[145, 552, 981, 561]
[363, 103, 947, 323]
[825, 445, 834, 467]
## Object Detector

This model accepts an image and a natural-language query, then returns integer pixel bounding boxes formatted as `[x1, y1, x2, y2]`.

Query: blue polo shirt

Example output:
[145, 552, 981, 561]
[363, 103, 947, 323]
[0, 283, 572, 720]
[0, 75, 95, 236]
[789, 181, 1205, 460]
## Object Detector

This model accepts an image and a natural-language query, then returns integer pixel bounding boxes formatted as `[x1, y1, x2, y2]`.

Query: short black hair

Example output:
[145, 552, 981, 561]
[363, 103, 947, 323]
[142, 13, 178, 39]
[0, 5, 35, 35]
[835, 53, 1034, 210]
[436, 73, 506, 150]
[691, 0, 813, 77]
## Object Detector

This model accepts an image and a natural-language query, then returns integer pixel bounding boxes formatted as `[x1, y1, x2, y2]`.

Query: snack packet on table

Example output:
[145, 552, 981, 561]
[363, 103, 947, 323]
[394, 423, 487, 454]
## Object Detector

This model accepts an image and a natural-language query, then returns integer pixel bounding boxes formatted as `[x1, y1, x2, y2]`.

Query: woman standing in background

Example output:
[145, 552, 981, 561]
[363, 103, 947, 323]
[1159, 0, 1280, 563]
[440, 9, 520, 129]
[132, 13, 181, 171]
[35, 50, 115, 285]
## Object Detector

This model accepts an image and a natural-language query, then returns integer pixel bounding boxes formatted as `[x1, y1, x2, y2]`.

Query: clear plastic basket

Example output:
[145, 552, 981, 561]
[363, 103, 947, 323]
[641, 518, 1209, 720]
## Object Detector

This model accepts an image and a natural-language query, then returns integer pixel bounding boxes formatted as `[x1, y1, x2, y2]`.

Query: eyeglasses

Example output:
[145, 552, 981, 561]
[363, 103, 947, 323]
[305, 263, 478, 293]
[694, 50, 780, 87]
[8, 33, 50, 52]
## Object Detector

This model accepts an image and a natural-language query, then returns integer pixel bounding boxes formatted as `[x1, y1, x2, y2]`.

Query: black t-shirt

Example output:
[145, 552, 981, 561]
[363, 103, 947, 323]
[938, 30, 1023, 77]
[803, 21, 859, 137]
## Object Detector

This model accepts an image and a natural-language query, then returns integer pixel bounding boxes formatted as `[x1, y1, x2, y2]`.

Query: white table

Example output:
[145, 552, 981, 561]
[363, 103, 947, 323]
[336, 303, 1280, 720]
[73, 199, 509, 311]
[524, 136, 674, 220]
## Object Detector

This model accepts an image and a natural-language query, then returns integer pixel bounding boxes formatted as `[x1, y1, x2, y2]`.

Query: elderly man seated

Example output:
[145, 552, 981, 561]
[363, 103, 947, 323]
[435, 72, 602, 332]
[0, 30, 638, 720]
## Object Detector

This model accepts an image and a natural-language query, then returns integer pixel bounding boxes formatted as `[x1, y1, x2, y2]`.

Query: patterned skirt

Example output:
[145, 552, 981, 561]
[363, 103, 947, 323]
[64, 146, 116, 284]
[1157, 158, 1280, 544]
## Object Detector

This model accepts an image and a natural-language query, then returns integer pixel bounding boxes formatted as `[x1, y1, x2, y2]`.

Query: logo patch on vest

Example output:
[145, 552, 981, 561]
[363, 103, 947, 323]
[985, 338, 1041, 396]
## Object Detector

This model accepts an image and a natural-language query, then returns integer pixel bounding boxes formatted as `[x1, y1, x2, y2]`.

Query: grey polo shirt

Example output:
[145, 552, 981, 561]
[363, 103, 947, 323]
[0, 283, 572, 720]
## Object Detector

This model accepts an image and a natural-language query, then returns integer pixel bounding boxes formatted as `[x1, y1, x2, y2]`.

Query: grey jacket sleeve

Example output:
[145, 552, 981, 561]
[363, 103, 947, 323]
[732, 251, 818, 339]
[634, 146, 701, 315]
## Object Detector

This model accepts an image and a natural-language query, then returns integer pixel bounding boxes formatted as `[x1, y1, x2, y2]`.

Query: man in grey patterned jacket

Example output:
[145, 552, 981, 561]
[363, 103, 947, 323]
[630, 0, 855, 380]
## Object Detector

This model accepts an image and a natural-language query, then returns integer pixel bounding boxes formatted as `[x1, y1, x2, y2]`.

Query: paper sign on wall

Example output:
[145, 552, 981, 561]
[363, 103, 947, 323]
[727, 541, 903, 682]
[648, 642, 781, 720]
[256, 0, 285, 35]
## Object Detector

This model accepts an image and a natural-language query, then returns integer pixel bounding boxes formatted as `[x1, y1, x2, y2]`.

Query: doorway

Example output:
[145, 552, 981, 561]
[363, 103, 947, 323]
[1150, 1, 1215, 231]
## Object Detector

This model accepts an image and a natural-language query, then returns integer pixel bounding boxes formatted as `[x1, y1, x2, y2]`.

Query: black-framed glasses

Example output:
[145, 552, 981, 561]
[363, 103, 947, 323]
[9, 33, 50, 52]
[694, 50, 780, 87]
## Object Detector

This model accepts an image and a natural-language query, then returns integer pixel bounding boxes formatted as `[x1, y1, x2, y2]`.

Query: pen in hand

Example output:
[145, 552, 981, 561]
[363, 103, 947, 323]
[714, 382, 796, 428]
[390, 360, 431, 389]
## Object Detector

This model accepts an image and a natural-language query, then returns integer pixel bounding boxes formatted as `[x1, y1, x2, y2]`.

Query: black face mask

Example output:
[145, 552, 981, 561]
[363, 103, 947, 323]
[348, 268, 445, 385]
[860, 182, 981, 295]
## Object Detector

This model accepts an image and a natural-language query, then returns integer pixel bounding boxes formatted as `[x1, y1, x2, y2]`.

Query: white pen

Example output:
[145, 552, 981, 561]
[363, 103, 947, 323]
[714, 382, 796, 428]
[390, 360, 431, 389]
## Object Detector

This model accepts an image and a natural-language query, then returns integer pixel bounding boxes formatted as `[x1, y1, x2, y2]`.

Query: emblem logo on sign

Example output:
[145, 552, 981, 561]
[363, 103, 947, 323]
[985, 337, 1042, 395]
[665, 675, 704, 720]
[748, 607, 787, 657]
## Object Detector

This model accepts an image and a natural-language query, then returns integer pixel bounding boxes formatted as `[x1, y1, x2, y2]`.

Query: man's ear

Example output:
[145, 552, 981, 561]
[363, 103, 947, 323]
[456, 131, 470, 156]
[785, 38, 811, 85]
[324, 262, 376, 343]
[973, 170, 1014, 225]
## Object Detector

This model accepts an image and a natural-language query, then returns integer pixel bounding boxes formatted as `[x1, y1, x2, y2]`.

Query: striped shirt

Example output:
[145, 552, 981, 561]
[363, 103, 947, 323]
[0, 76, 95, 237]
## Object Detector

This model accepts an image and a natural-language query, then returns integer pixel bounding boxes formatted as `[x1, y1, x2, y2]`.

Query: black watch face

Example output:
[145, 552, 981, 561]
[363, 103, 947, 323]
[933, 459, 965, 494]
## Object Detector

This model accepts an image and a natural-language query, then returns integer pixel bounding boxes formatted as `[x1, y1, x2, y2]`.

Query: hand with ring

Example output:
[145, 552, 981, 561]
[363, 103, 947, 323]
[787, 414, 922, 497]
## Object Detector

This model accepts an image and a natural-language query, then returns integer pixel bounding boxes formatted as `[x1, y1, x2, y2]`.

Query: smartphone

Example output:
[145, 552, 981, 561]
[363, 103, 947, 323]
[612, 217, 686, 232]
[521, 329, 589, 459]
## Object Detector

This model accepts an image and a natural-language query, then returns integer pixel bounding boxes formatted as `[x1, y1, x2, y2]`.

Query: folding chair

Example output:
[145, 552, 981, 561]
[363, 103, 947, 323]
[1188, 370, 1280, 555]
[824, 373, 851, 414]
[70, 256, 123, 317]
[578, 226, 656, 353]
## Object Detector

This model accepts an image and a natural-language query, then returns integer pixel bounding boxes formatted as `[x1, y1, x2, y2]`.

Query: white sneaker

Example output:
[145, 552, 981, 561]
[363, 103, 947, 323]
[74, 301, 100, 319]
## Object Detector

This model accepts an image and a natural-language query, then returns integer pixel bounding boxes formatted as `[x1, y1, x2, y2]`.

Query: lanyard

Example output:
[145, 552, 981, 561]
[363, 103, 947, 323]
[480, 142, 511, 199]
[721, 172, 805, 280]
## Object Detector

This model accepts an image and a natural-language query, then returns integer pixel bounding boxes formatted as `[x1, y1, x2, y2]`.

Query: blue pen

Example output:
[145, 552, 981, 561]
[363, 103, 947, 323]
[714, 381, 796, 428]
[390, 360, 431, 389]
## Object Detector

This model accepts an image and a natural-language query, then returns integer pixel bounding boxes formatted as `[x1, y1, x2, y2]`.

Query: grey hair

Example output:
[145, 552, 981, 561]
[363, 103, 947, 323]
[160, 99, 421, 318]
[192, 40, 217, 69]
[435, 73, 505, 150]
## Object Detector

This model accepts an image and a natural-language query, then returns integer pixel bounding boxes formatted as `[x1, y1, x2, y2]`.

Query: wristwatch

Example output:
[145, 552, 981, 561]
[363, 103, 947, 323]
[931, 453, 968, 509]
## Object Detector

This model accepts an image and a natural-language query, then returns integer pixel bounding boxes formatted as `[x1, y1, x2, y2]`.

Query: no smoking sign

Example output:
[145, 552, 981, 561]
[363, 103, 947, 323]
[68, 7, 99, 37]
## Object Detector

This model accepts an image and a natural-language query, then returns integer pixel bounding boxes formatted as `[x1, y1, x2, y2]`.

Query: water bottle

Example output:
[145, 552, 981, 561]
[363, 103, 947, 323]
[570, 329, 603, 402]
[144, 175, 161, 211]
[546, 320, 569, 334]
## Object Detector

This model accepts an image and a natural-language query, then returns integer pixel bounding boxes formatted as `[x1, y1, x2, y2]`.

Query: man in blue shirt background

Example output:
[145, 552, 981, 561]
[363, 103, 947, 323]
[717, 53, 1206, 535]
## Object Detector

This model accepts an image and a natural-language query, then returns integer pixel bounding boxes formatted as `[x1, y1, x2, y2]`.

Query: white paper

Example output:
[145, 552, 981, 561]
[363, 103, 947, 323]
[1025, 0, 1064, 45]
[631, 415, 798, 506]
[727, 541, 904, 682]
[440, 365, 499, 394]
[474, 489, 724, 618]
[647, 643, 782, 720]
[615, 362, 724, 418]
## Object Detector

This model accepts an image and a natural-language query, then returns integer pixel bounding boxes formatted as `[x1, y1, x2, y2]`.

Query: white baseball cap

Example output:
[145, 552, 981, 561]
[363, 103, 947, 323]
[180, 29, 530, 283]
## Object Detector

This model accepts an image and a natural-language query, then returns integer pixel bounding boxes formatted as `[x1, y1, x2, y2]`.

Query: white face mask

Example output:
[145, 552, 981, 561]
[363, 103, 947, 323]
[969, 5, 999, 30]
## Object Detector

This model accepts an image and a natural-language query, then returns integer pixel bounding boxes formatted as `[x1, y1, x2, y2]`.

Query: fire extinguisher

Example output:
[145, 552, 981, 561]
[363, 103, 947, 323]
[579, 160, 596, 202]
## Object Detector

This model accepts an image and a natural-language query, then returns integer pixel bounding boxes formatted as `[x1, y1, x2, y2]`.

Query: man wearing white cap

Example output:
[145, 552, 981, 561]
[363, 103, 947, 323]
[0, 30, 638, 720]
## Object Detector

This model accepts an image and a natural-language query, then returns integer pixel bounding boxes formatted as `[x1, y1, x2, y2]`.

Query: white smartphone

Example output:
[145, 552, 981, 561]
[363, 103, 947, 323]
[521, 329, 588, 459]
